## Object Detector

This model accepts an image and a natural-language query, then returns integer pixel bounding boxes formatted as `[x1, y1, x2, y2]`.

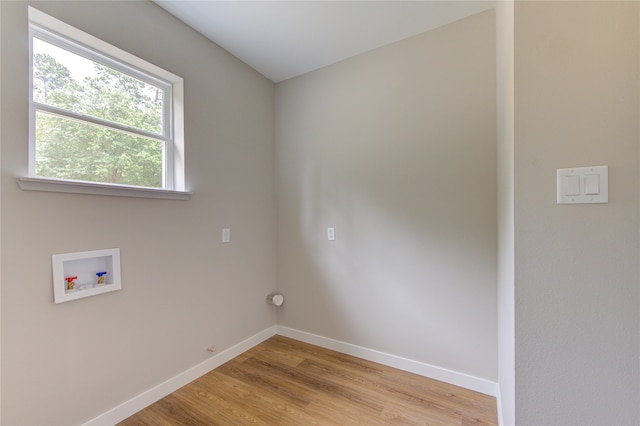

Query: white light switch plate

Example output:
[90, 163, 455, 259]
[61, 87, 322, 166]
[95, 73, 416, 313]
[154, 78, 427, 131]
[557, 165, 608, 204]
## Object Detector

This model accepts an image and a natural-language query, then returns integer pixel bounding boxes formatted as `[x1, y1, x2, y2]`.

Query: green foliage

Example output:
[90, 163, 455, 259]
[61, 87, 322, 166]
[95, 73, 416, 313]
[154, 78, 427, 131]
[33, 53, 75, 104]
[33, 53, 164, 188]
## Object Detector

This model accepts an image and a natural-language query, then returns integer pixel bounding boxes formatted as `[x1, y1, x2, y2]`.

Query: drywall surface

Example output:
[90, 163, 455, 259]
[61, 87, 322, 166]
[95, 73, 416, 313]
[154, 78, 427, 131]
[276, 11, 497, 381]
[496, 1, 515, 425]
[514, 2, 640, 424]
[0, 1, 275, 424]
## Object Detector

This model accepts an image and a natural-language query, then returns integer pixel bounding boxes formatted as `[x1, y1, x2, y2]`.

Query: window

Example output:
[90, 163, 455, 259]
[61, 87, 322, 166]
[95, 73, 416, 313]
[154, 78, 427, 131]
[24, 7, 187, 198]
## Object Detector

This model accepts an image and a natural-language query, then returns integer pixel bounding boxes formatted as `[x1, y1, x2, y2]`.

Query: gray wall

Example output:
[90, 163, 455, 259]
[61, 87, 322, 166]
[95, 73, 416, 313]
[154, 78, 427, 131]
[0, 2, 276, 424]
[275, 11, 497, 381]
[514, 2, 640, 424]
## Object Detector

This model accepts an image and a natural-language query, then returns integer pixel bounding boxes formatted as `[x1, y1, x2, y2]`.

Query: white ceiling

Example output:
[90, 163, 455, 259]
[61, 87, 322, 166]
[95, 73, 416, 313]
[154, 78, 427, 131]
[154, 1, 496, 83]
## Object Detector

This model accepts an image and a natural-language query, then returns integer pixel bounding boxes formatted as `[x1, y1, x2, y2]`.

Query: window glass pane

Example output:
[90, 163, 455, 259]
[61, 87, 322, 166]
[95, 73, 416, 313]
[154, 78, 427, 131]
[35, 111, 163, 188]
[33, 37, 164, 135]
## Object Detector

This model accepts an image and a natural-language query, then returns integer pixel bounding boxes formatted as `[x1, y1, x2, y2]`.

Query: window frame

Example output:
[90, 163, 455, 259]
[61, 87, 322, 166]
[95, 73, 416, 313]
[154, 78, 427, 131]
[23, 7, 188, 199]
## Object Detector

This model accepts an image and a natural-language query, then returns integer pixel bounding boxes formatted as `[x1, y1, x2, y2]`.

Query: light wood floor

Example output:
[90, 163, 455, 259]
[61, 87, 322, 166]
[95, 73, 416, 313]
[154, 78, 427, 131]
[119, 335, 497, 425]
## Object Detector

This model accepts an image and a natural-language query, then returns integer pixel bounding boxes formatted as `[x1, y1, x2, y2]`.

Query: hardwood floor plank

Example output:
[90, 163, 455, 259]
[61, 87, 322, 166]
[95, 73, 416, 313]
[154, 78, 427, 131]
[242, 355, 385, 415]
[265, 336, 385, 377]
[170, 379, 270, 426]
[139, 394, 220, 426]
[278, 341, 468, 425]
[304, 393, 392, 426]
[118, 336, 497, 426]
[190, 368, 321, 426]
[378, 372, 497, 424]
[248, 340, 307, 368]
[216, 359, 316, 408]
[269, 337, 492, 424]
[381, 397, 463, 425]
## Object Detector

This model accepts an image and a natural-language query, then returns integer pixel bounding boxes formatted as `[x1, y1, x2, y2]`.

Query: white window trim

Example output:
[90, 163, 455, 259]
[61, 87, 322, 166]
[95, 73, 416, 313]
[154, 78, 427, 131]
[24, 7, 188, 199]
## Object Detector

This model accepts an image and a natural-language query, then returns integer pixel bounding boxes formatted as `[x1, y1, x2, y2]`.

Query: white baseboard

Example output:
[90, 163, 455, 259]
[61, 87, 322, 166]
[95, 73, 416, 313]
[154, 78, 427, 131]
[276, 326, 498, 397]
[82, 326, 277, 426]
[84, 325, 497, 425]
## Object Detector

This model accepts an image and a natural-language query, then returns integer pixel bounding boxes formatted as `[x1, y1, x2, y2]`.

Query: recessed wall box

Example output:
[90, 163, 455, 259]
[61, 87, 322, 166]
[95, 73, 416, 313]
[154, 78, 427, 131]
[52, 248, 121, 304]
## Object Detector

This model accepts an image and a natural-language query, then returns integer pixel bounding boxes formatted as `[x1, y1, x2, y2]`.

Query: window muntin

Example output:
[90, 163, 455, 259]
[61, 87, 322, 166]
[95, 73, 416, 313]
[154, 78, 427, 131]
[28, 8, 184, 192]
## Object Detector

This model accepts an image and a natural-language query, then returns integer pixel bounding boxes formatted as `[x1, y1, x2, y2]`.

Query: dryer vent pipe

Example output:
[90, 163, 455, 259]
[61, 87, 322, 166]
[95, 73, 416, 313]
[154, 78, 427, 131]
[266, 292, 284, 307]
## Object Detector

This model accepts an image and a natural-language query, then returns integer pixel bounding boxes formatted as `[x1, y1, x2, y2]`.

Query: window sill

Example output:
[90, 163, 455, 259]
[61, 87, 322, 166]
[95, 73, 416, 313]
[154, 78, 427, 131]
[17, 177, 191, 200]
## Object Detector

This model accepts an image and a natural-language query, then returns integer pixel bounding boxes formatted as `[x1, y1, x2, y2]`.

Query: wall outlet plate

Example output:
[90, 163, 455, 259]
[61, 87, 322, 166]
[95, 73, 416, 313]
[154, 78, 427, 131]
[557, 165, 608, 204]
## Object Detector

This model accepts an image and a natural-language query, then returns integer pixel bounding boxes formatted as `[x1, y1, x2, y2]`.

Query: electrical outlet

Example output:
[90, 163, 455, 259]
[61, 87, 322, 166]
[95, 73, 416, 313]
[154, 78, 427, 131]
[327, 227, 335, 241]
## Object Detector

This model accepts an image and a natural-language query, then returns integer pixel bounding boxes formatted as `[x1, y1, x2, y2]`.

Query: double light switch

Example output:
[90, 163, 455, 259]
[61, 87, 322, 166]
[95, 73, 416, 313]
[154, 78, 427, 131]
[557, 165, 608, 204]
